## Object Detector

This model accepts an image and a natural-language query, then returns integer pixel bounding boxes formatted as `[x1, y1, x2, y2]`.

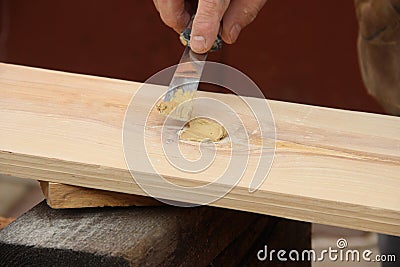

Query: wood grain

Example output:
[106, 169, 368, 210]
[0, 202, 272, 266]
[40, 181, 162, 209]
[0, 63, 399, 235]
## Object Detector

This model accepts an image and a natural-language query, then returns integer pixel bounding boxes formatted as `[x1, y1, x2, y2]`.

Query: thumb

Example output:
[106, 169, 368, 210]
[191, 0, 230, 53]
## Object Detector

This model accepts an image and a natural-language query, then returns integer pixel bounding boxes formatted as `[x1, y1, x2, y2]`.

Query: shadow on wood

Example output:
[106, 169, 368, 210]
[40, 181, 162, 208]
[0, 202, 310, 266]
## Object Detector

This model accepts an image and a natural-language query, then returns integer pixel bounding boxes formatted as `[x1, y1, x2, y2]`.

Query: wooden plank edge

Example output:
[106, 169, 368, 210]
[39, 181, 162, 209]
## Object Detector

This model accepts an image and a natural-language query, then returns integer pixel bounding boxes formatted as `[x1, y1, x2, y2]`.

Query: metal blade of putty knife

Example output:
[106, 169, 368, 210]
[158, 16, 222, 121]
[161, 47, 207, 121]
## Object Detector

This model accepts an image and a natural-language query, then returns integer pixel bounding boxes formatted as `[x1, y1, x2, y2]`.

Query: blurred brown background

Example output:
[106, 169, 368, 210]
[0, 0, 383, 113]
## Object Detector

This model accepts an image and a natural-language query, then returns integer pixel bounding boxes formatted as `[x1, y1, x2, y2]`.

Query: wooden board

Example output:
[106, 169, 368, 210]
[0, 202, 311, 266]
[1, 202, 307, 266]
[0, 217, 15, 230]
[0, 63, 399, 236]
[39, 181, 162, 208]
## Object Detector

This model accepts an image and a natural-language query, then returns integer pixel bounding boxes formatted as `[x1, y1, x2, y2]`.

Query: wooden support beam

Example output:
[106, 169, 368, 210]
[0, 202, 311, 266]
[39, 181, 161, 208]
[0, 63, 399, 235]
[0, 217, 15, 230]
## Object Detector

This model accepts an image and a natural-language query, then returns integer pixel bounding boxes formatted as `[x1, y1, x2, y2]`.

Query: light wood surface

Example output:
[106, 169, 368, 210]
[0, 63, 399, 235]
[40, 181, 161, 208]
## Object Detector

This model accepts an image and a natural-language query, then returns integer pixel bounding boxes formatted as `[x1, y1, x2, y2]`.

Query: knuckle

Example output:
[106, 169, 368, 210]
[193, 19, 215, 34]
[195, 12, 217, 24]
[160, 14, 176, 27]
[201, 0, 218, 10]
[198, 0, 229, 18]
[242, 5, 261, 24]
[160, 14, 183, 32]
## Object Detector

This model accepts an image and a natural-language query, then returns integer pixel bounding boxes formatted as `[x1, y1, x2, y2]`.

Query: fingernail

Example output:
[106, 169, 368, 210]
[230, 24, 241, 43]
[191, 35, 206, 53]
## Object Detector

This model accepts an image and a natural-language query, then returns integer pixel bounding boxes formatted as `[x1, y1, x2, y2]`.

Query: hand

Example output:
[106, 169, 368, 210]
[355, 0, 400, 115]
[153, 0, 267, 53]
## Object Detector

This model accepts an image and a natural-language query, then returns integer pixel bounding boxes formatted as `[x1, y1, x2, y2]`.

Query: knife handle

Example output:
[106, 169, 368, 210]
[179, 15, 223, 52]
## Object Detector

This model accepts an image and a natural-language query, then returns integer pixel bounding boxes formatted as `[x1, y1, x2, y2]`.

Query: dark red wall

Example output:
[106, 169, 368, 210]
[0, 0, 383, 113]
